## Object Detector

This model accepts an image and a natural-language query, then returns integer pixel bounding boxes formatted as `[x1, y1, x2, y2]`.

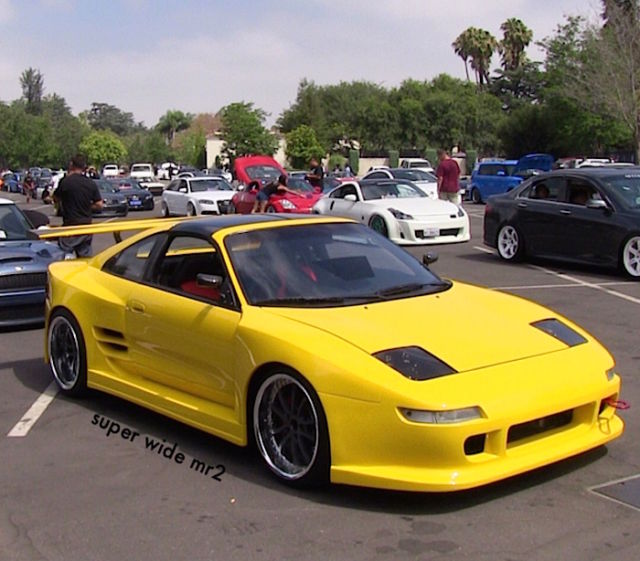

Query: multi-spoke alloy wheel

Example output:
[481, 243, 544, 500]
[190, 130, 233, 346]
[622, 236, 640, 277]
[497, 224, 523, 261]
[253, 372, 328, 485]
[48, 311, 87, 396]
[369, 215, 388, 237]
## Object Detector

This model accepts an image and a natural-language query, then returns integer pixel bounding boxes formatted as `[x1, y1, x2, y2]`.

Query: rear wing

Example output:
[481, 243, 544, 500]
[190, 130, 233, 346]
[31, 217, 194, 243]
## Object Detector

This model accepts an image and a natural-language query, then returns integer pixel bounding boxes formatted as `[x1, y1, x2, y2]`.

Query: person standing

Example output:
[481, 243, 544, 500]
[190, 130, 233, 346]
[23, 172, 36, 203]
[53, 154, 103, 257]
[307, 157, 324, 190]
[435, 149, 461, 205]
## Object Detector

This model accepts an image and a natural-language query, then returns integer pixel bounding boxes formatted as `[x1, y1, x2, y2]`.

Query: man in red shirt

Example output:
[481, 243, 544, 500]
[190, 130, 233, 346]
[435, 148, 461, 205]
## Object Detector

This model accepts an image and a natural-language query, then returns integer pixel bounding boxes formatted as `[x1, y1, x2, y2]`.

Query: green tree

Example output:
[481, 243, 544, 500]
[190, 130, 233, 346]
[156, 109, 193, 145]
[20, 67, 44, 115]
[499, 18, 533, 71]
[79, 130, 127, 167]
[454, 27, 497, 86]
[175, 127, 207, 167]
[285, 125, 324, 168]
[86, 102, 139, 136]
[220, 102, 277, 162]
[41, 94, 88, 166]
[452, 30, 473, 81]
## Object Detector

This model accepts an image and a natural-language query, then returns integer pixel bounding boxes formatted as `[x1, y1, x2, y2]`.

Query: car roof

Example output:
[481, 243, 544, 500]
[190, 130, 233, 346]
[543, 166, 640, 177]
[479, 160, 518, 165]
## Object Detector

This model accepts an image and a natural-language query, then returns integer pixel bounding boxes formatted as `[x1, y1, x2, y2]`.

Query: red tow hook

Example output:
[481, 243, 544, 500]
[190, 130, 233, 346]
[604, 398, 630, 410]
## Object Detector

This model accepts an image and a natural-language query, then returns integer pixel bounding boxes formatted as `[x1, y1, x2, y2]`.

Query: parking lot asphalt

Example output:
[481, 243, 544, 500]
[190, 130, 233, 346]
[1, 194, 639, 561]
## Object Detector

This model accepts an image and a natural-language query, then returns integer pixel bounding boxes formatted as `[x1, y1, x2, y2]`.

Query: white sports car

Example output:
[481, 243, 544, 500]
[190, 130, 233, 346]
[313, 179, 470, 245]
[161, 176, 235, 217]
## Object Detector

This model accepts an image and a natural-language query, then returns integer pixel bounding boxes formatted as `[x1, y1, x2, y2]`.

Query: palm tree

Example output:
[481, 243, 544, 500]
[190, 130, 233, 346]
[156, 110, 193, 145]
[452, 30, 472, 81]
[499, 18, 533, 71]
[20, 67, 44, 115]
[464, 27, 497, 87]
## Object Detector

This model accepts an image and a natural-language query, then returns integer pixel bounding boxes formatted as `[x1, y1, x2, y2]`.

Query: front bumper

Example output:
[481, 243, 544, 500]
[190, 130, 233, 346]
[0, 288, 46, 327]
[392, 217, 470, 245]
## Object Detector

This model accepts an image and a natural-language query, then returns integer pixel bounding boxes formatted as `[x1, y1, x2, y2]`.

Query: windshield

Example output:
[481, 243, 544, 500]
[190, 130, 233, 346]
[409, 161, 431, 168]
[131, 165, 152, 172]
[361, 181, 425, 201]
[394, 169, 436, 182]
[286, 177, 315, 193]
[191, 179, 233, 192]
[95, 180, 119, 193]
[245, 165, 281, 181]
[603, 174, 640, 209]
[0, 204, 32, 240]
[225, 222, 449, 307]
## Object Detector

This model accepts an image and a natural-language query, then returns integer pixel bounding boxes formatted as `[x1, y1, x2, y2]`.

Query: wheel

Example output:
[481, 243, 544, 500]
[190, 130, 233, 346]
[621, 235, 640, 278]
[48, 310, 88, 396]
[266, 205, 277, 213]
[252, 369, 330, 486]
[187, 202, 197, 216]
[369, 215, 388, 237]
[161, 201, 170, 217]
[497, 224, 524, 261]
[471, 188, 482, 204]
[228, 202, 236, 214]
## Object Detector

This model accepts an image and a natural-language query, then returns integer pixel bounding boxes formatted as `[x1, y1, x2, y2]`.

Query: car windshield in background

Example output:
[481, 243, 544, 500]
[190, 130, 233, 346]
[604, 174, 640, 209]
[286, 177, 315, 193]
[190, 179, 233, 192]
[95, 180, 119, 194]
[131, 165, 151, 173]
[395, 169, 436, 182]
[246, 165, 281, 181]
[0, 205, 32, 240]
[361, 181, 425, 201]
[225, 222, 449, 307]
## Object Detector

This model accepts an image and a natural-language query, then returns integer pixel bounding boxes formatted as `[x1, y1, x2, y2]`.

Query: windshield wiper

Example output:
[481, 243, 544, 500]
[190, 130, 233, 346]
[253, 294, 385, 306]
[376, 281, 450, 298]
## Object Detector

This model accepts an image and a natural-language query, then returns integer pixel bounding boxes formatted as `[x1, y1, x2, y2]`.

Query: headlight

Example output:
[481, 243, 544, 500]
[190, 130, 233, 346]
[399, 406, 483, 424]
[374, 346, 456, 380]
[531, 319, 587, 347]
[280, 199, 296, 210]
[389, 208, 413, 220]
[199, 199, 215, 205]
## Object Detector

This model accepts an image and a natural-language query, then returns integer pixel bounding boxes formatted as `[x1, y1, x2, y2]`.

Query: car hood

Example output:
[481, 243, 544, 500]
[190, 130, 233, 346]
[263, 282, 578, 372]
[272, 192, 323, 208]
[365, 198, 459, 216]
[0, 241, 65, 268]
[190, 191, 234, 201]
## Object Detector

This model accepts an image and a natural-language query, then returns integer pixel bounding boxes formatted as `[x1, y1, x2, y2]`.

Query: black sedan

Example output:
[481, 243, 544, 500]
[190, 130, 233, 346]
[106, 178, 154, 211]
[94, 180, 129, 217]
[484, 167, 640, 277]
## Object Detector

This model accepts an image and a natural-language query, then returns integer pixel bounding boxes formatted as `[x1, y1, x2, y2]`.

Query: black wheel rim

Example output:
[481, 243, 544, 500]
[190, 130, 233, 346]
[254, 374, 319, 479]
[49, 316, 80, 390]
[371, 216, 387, 237]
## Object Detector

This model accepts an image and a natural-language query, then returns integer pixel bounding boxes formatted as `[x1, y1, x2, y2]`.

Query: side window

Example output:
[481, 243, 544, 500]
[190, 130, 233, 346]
[167, 180, 179, 191]
[478, 164, 499, 176]
[566, 179, 598, 206]
[526, 178, 562, 201]
[367, 172, 386, 179]
[103, 234, 161, 281]
[153, 235, 236, 307]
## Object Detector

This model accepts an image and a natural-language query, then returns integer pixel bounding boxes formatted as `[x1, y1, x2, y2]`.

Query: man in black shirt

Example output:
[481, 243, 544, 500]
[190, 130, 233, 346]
[54, 154, 103, 256]
[307, 158, 324, 190]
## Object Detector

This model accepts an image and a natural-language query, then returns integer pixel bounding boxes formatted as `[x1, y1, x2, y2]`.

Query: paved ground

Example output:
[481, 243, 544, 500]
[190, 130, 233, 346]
[1, 193, 638, 561]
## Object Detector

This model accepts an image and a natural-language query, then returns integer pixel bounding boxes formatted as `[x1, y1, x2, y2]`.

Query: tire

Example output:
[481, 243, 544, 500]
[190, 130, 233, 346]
[161, 201, 170, 217]
[266, 205, 277, 213]
[621, 235, 640, 278]
[252, 369, 330, 487]
[48, 309, 88, 397]
[228, 202, 236, 214]
[471, 188, 482, 204]
[187, 202, 197, 217]
[496, 223, 524, 261]
[369, 215, 389, 238]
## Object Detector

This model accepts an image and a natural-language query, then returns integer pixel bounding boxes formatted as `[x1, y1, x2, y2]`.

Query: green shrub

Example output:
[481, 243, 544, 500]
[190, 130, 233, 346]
[388, 149, 399, 168]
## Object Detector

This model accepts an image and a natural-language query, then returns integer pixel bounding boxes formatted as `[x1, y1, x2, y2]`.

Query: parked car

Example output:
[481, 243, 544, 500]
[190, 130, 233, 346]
[0, 197, 67, 327]
[137, 176, 166, 196]
[42, 214, 623, 490]
[484, 167, 640, 277]
[234, 155, 286, 188]
[231, 176, 322, 214]
[313, 179, 469, 245]
[129, 163, 155, 181]
[203, 168, 233, 182]
[157, 162, 178, 180]
[93, 179, 128, 217]
[106, 178, 154, 211]
[400, 158, 434, 172]
[161, 176, 235, 217]
[1, 172, 22, 193]
[362, 168, 438, 199]
[469, 154, 554, 204]
[102, 164, 120, 178]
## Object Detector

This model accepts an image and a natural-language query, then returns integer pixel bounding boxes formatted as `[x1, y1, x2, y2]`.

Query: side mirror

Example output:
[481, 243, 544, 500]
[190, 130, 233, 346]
[344, 193, 357, 202]
[196, 273, 223, 288]
[586, 199, 608, 210]
[422, 252, 438, 266]
[178, 187, 187, 193]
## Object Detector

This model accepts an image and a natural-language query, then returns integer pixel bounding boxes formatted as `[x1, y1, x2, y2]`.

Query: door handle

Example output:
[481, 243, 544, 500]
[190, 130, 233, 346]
[517, 202, 528, 208]
[560, 209, 571, 215]
[127, 300, 146, 313]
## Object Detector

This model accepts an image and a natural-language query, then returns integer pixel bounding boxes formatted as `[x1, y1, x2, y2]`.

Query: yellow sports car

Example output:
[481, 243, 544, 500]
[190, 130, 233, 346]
[41, 215, 624, 491]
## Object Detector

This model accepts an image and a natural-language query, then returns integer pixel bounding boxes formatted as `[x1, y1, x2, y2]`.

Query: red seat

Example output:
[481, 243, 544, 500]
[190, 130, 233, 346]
[180, 280, 220, 301]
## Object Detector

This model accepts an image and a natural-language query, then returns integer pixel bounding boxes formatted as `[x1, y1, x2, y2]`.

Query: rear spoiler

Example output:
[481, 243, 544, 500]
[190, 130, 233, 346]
[31, 217, 195, 243]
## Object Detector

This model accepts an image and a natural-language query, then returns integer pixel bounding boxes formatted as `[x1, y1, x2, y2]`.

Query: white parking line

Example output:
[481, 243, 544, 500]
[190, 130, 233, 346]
[588, 473, 640, 513]
[7, 382, 59, 437]
[473, 245, 494, 254]
[492, 281, 633, 290]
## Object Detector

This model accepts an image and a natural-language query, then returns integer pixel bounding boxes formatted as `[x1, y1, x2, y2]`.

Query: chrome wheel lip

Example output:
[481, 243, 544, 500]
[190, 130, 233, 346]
[253, 374, 319, 480]
[48, 316, 80, 390]
[623, 236, 640, 277]
[497, 225, 519, 259]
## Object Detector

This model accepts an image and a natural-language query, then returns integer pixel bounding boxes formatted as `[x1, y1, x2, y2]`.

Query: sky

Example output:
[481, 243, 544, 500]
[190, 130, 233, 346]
[0, 0, 601, 128]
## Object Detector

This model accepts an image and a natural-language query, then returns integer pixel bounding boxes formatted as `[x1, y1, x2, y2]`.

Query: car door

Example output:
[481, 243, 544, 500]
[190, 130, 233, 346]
[123, 234, 241, 409]
[163, 180, 181, 214]
[233, 184, 256, 214]
[325, 184, 362, 220]
[513, 177, 565, 257]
